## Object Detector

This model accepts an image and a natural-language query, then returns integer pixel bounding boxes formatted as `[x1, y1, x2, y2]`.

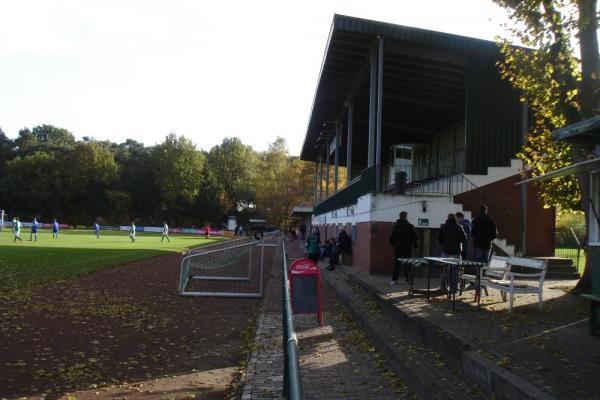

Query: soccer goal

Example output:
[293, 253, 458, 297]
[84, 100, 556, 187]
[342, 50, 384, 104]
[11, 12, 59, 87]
[179, 239, 266, 298]
[185, 235, 256, 256]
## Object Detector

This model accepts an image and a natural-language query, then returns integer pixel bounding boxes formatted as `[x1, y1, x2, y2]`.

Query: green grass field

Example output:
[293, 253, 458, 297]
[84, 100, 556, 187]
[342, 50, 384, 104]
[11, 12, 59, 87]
[0, 229, 227, 292]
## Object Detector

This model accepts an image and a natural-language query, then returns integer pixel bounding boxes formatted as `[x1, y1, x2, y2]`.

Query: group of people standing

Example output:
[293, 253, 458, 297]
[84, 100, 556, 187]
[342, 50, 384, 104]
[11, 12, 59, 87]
[11, 217, 60, 243]
[8, 219, 176, 243]
[304, 226, 352, 271]
[388, 205, 498, 285]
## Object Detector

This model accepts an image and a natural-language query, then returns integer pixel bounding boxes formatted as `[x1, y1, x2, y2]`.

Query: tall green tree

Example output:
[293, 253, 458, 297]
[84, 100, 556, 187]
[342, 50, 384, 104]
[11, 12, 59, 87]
[495, 0, 600, 291]
[195, 157, 226, 225]
[207, 137, 257, 215]
[14, 125, 75, 157]
[152, 134, 204, 225]
[1, 152, 64, 219]
[255, 137, 314, 229]
[113, 139, 158, 224]
[60, 141, 119, 224]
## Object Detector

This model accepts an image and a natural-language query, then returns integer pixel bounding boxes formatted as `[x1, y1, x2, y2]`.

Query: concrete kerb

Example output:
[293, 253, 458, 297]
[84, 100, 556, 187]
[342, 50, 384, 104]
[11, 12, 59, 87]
[462, 351, 554, 400]
[342, 273, 556, 400]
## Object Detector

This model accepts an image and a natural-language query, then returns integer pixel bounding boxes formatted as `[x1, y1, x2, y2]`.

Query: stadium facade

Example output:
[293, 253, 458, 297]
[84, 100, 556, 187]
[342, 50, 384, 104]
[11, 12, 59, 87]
[300, 15, 555, 274]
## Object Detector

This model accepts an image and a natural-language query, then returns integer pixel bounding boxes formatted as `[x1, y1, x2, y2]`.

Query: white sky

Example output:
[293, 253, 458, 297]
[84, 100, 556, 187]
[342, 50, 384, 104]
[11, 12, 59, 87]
[0, 0, 510, 155]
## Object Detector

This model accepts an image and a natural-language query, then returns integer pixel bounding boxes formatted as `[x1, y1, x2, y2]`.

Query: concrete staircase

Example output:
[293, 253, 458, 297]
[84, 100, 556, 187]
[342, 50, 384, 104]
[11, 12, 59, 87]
[534, 257, 581, 279]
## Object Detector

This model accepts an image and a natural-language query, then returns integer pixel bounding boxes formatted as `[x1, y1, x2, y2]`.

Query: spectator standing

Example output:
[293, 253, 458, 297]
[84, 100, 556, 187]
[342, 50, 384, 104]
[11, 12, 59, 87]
[438, 214, 467, 294]
[328, 227, 352, 271]
[438, 213, 466, 259]
[93, 222, 100, 239]
[52, 219, 59, 239]
[299, 224, 307, 241]
[471, 205, 498, 263]
[455, 212, 471, 260]
[337, 228, 352, 265]
[30, 218, 39, 241]
[388, 211, 419, 285]
[305, 227, 320, 263]
[204, 223, 211, 239]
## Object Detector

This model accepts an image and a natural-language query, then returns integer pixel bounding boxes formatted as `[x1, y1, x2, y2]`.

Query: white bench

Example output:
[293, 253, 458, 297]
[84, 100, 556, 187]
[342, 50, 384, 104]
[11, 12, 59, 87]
[461, 256, 508, 298]
[462, 255, 508, 284]
[479, 256, 547, 313]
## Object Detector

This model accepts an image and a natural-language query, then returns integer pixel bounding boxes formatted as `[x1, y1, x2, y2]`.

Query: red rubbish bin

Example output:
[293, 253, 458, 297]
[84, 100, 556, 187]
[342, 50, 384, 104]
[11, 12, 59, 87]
[289, 258, 323, 326]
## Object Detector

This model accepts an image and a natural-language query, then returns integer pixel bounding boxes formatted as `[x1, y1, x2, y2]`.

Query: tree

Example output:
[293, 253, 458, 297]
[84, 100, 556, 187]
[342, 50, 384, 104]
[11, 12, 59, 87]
[14, 125, 75, 157]
[195, 157, 226, 225]
[254, 137, 314, 229]
[494, 0, 600, 291]
[114, 139, 159, 224]
[1, 152, 64, 219]
[0, 127, 15, 178]
[207, 137, 257, 215]
[151, 134, 204, 225]
[31, 125, 75, 147]
[60, 141, 119, 224]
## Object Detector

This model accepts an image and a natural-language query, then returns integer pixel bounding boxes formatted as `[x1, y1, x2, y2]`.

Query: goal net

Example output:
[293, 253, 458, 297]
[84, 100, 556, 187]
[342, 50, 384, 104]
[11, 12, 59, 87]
[179, 239, 265, 298]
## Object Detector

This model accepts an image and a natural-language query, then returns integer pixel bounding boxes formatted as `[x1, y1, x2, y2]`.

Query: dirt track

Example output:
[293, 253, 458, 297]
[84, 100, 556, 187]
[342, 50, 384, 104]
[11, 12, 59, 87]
[0, 247, 274, 399]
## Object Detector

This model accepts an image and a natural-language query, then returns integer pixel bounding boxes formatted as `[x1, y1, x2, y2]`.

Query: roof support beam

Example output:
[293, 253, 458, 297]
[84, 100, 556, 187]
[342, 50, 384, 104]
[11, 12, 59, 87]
[375, 36, 384, 192]
[334, 123, 340, 191]
[368, 44, 377, 167]
[347, 100, 354, 180]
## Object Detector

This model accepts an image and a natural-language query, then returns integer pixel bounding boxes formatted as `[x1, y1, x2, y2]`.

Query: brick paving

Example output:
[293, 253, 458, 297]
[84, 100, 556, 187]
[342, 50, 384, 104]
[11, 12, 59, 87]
[340, 262, 600, 399]
[241, 240, 416, 399]
[242, 239, 599, 399]
[240, 243, 284, 400]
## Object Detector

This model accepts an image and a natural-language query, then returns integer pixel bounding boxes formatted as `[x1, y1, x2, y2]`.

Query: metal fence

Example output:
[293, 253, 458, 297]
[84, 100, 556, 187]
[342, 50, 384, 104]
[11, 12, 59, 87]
[554, 227, 584, 272]
[179, 239, 265, 298]
[282, 240, 304, 399]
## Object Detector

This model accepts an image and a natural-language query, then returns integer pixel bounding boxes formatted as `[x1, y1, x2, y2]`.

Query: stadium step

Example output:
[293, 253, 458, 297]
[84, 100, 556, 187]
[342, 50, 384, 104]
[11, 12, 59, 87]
[320, 264, 489, 400]
[534, 257, 581, 280]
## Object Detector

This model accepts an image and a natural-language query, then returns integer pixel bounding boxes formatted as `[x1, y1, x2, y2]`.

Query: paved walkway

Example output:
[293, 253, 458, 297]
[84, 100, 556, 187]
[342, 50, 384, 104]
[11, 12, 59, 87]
[240, 241, 415, 399]
[320, 255, 599, 400]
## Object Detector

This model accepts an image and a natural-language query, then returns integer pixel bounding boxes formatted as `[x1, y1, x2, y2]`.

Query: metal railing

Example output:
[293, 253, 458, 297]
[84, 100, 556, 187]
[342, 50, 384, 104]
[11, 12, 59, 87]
[314, 165, 375, 216]
[282, 240, 303, 399]
[185, 236, 256, 256]
[555, 227, 584, 272]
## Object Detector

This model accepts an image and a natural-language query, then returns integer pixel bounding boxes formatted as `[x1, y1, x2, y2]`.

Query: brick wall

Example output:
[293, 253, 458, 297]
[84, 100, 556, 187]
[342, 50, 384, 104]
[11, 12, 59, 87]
[336, 221, 397, 275]
[353, 222, 371, 274]
[369, 222, 396, 274]
[454, 174, 555, 256]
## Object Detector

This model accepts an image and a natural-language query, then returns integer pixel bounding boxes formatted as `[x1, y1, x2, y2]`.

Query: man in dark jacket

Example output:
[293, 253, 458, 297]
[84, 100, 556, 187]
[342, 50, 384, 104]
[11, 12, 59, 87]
[337, 228, 352, 265]
[438, 213, 467, 259]
[438, 214, 467, 295]
[389, 211, 419, 285]
[471, 205, 498, 263]
[455, 212, 471, 260]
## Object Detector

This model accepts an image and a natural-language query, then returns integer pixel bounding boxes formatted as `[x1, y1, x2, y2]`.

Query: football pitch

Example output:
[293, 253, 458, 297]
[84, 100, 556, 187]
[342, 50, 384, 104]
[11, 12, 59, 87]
[0, 229, 227, 292]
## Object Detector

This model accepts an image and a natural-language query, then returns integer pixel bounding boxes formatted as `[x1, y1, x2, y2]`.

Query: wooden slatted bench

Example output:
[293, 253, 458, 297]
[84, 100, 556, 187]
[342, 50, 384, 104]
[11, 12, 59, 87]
[479, 257, 547, 313]
[581, 294, 600, 335]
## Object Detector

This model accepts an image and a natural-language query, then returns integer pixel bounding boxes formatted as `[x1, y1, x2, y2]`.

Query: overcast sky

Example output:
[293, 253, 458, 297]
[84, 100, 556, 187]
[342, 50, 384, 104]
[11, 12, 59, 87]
[0, 0, 510, 155]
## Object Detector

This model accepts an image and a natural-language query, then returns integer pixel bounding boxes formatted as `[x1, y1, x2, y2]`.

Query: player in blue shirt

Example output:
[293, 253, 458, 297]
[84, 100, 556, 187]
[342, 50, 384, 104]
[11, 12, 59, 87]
[52, 219, 59, 239]
[29, 218, 39, 241]
[93, 222, 100, 239]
